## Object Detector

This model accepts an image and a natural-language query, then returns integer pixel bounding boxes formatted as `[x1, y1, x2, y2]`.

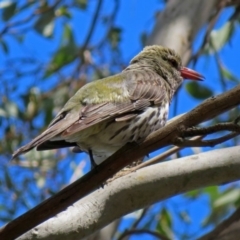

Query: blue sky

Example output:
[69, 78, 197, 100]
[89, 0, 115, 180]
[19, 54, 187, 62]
[1, 0, 240, 239]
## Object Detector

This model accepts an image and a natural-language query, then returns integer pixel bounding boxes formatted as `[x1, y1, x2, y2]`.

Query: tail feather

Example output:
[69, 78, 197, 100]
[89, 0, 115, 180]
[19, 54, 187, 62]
[37, 140, 77, 151]
[12, 128, 59, 159]
[12, 113, 79, 159]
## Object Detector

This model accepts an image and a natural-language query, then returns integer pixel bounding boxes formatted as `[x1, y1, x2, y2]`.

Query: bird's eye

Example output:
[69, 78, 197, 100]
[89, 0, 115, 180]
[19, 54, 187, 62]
[169, 58, 178, 69]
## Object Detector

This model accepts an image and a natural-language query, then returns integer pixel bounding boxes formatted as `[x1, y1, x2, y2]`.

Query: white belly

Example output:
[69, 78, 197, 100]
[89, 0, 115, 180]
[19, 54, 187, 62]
[77, 104, 169, 164]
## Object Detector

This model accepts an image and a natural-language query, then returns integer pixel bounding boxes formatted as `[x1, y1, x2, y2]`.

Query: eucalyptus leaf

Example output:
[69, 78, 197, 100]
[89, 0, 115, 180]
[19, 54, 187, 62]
[0, 39, 8, 54]
[185, 82, 213, 99]
[76, 0, 88, 9]
[5, 101, 18, 117]
[108, 27, 122, 49]
[156, 208, 173, 239]
[34, 11, 55, 38]
[0, 108, 7, 117]
[1, 1, 17, 21]
[62, 24, 75, 45]
[204, 22, 234, 53]
[214, 189, 240, 208]
[0, 0, 13, 9]
[56, 6, 71, 19]
[44, 44, 77, 78]
[220, 65, 239, 83]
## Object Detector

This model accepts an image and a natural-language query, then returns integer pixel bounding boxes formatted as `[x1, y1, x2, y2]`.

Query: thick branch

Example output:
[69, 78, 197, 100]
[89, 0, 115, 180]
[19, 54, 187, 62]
[1, 83, 240, 239]
[18, 146, 240, 240]
[1, 83, 240, 240]
[147, 0, 218, 63]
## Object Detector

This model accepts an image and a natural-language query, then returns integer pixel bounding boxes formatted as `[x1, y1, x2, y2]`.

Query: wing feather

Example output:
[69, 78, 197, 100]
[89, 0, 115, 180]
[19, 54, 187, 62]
[62, 71, 166, 136]
[62, 99, 151, 136]
[12, 111, 79, 158]
[13, 70, 167, 158]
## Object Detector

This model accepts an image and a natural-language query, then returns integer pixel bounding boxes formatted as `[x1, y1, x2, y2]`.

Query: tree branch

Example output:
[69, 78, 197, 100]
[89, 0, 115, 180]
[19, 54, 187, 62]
[18, 146, 240, 240]
[1, 82, 240, 240]
[147, 0, 219, 63]
[175, 132, 239, 147]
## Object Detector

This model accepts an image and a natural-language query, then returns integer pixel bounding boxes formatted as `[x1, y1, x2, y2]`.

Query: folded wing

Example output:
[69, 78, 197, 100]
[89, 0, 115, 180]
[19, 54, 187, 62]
[12, 71, 166, 158]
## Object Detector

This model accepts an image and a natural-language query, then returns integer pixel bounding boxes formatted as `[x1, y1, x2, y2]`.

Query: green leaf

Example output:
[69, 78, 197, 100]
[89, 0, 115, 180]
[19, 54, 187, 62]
[43, 98, 54, 124]
[204, 186, 220, 203]
[36, 175, 46, 188]
[34, 11, 55, 38]
[76, 0, 88, 9]
[202, 187, 235, 227]
[140, 32, 147, 47]
[56, 6, 71, 18]
[5, 101, 18, 117]
[4, 168, 13, 189]
[44, 23, 77, 78]
[214, 189, 240, 208]
[108, 27, 122, 49]
[62, 24, 75, 45]
[1, 1, 17, 21]
[0, 108, 7, 117]
[204, 22, 234, 53]
[0, 39, 9, 54]
[185, 82, 213, 99]
[156, 208, 173, 239]
[185, 189, 201, 199]
[0, 1, 13, 9]
[44, 44, 77, 78]
[220, 65, 239, 83]
[202, 207, 229, 227]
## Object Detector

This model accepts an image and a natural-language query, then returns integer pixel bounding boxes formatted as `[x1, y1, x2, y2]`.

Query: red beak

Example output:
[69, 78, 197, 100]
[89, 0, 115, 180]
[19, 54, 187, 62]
[180, 67, 204, 81]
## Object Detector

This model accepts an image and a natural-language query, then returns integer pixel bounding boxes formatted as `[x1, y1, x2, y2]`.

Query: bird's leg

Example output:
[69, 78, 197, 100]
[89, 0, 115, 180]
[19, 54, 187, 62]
[88, 150, 106, 189]
[88, 149, 97, 170]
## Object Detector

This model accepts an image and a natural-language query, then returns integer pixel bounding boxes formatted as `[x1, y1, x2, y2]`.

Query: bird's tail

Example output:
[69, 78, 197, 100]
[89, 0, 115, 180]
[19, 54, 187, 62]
[12, 127, 58, 159]
[12, 114, 79, 159]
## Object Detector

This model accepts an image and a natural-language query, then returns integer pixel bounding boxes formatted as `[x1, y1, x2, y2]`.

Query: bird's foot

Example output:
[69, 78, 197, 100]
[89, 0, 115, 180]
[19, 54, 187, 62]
[106, 157, 144, 183]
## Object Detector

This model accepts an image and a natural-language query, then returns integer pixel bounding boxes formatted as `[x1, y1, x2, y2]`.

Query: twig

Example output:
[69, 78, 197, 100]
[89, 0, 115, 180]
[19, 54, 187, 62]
[131, 207, 149, 229]
[174, 132, 239, 147]
[0, 0, 61, 37]
[132, 136, 204, 171]
[181, 122, 240, 137]
[190, 2, 223, 64]
[82, 0, 103, 50]
[73, 0, 103, 77]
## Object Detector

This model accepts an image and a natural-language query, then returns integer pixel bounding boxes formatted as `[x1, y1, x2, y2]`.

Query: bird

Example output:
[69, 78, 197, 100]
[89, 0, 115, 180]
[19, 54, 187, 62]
[12, 45, 204, 169]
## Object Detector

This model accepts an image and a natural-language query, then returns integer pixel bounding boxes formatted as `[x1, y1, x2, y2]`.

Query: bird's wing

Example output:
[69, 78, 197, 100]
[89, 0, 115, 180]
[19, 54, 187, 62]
[12, 99, 150, 157]
[12, 111, 80, 158]
[12, 72, 166, 157]
[127, 72, 166, 105]
[61, 98, 152, 136]
[62, 72, 166, 136]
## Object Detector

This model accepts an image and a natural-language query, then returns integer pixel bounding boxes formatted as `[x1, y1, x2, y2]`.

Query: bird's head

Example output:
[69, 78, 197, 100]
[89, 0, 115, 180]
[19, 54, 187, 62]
[130, 45, 204, 89]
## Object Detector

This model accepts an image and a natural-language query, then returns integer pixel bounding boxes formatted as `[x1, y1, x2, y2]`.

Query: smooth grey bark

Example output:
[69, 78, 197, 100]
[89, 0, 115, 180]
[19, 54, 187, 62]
[18, 146, 240, 240]
[147, 0, 218, 64]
